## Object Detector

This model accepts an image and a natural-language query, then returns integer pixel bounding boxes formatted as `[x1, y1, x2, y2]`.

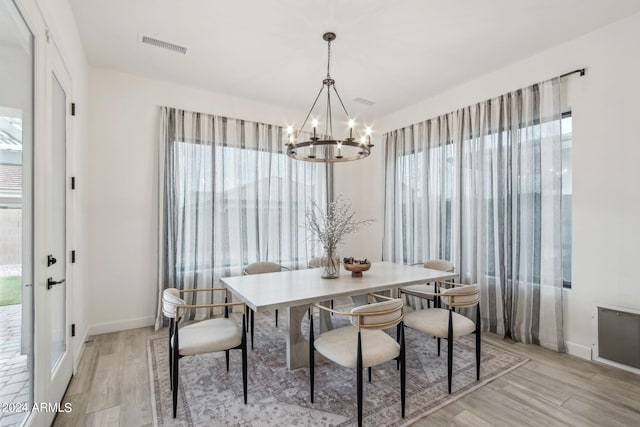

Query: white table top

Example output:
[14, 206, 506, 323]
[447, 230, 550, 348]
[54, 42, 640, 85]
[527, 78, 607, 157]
[220, 261, 457, 311]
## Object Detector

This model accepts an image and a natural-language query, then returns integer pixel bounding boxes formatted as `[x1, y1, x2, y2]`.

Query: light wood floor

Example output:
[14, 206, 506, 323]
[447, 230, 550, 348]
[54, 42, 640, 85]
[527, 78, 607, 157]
[53, 327, 640, 427]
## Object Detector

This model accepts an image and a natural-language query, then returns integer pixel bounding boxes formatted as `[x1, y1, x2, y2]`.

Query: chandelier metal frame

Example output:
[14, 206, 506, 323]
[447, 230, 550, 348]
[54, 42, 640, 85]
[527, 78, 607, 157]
[286, 32, 373, 162]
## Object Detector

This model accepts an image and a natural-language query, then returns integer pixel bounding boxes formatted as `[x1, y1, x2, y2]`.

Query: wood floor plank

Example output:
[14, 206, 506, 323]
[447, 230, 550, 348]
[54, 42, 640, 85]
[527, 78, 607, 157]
[84, 405, 120, 427]
[523, 361, 640, 412]
[65, 342, 98, 396]
[52, 391, 89, 427]
[119, 355, 152, 427]
[85, 352, 124, 414]
[562, 396, 640, 427]
[502, 369, 571, 406]
[451, 409, 494, 427]
[498, 383, 599, 427]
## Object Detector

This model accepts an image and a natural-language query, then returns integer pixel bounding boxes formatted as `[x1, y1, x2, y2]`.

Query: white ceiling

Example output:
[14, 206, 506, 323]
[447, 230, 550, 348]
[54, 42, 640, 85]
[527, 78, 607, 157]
[70, 0, 640, 121]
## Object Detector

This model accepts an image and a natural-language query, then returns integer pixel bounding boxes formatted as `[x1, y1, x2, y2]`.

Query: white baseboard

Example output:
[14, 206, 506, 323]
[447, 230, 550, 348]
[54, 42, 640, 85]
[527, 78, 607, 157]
[593, 356, 640, 375]
[87, 316, 155, 336]
[565, 340, 592, 360]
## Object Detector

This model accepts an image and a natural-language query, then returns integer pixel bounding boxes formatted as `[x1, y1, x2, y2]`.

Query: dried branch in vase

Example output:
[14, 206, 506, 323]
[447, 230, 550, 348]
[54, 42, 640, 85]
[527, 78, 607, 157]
[304, 195, 374, 250]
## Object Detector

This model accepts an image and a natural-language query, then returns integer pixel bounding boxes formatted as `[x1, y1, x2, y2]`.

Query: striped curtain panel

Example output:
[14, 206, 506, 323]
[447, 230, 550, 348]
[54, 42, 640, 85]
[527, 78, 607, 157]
[155, 107, 330, 327]
[383, 78, 566, 351]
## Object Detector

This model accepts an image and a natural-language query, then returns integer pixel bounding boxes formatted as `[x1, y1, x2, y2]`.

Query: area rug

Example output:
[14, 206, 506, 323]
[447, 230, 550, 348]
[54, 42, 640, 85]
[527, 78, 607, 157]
[149, 303, 527, 426]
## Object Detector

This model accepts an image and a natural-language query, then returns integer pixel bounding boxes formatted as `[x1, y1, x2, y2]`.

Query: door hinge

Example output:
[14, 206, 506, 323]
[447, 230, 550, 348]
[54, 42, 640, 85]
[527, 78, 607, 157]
[71, 324, 76, 337]
[71, 250, 76, 263]
[71, 102, 76, 116]
[71, 176, 76, 190]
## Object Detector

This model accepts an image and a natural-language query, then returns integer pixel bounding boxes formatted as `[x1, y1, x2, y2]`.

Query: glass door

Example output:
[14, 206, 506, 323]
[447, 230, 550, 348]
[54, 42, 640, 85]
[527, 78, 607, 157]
[0, 1, 34, 425]
[45, 40, 73, 413]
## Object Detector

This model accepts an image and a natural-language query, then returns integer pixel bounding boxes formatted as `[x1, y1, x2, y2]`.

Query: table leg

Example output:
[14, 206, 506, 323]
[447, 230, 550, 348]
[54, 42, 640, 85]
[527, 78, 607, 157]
[351, 294, 368, 306]
[319, 300, 333, 333]
[287, 305, 309, 370]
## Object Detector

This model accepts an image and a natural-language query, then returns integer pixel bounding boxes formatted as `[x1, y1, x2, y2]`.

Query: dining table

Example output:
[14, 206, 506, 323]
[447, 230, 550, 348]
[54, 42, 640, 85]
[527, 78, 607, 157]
[220, 261, 457, 369]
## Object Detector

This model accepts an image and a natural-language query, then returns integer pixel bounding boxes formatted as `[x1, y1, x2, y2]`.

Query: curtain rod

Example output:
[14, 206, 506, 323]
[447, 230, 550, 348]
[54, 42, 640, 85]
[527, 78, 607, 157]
[559, 68, 586, 79]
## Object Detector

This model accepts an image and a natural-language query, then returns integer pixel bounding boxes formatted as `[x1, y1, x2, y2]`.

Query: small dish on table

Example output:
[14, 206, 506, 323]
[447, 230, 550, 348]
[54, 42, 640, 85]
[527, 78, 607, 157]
[343, 258, 371, 278]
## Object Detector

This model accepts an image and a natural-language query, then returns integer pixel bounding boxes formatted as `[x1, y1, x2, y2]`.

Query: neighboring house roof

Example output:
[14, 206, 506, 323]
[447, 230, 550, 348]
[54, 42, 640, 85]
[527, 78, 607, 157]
[0, 163, 22, 193]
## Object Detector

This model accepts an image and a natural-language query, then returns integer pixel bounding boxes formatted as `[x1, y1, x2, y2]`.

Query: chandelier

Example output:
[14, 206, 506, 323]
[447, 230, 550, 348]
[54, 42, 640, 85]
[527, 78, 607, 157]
[286, 32, 373, 162]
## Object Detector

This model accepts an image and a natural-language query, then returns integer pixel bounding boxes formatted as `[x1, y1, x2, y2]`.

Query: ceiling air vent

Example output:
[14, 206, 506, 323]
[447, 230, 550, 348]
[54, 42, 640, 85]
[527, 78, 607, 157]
[353, 97, 376, 106]
[141, 35, 187, 55]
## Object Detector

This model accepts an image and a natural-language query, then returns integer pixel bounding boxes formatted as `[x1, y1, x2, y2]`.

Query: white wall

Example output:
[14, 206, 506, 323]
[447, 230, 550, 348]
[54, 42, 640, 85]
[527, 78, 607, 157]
[357, 12, 640, 358]
[86, 68, 307, 333]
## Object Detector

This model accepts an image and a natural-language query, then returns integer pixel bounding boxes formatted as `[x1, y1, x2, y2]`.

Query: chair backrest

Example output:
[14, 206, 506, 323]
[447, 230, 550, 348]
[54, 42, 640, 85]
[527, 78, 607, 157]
[162, 288, 185, 319]
[308, 257, 323, 268]
[441, 284, 479, 308]
[244, 262, 286, 275]
[423, 259, 455, 273]
[350, 299, 404, 330]
[308, 256, 337, 268]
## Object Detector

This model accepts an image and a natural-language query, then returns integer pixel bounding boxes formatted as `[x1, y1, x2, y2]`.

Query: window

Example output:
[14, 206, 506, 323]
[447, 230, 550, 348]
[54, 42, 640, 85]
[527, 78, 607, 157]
[159, 108, 330, 288]
[394, 112, 572, 287]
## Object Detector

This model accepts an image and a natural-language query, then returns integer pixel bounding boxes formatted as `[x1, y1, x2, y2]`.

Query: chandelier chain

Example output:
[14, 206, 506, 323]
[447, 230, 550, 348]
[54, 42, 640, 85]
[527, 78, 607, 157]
[327, 39, 331, 78]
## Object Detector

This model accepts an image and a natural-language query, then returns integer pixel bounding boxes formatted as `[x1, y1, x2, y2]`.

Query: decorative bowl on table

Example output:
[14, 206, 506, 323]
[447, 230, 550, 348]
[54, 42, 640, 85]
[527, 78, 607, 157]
[343, 258, 371, 278]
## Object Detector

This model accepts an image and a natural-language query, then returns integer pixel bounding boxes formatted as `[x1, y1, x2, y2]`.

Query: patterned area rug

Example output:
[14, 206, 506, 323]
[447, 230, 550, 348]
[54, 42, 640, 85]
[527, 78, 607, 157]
[149, 303, 527, 426]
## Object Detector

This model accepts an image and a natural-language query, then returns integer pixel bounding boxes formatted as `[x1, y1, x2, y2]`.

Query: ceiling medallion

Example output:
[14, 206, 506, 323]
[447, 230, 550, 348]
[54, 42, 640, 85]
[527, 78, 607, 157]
[286, 32, 373, 162]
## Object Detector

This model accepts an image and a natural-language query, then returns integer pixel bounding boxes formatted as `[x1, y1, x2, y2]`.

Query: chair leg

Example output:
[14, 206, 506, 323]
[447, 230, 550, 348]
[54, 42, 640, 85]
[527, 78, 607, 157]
[168, 319, 174, 391]
[357, 332, 363, 427]
[225, 350, 230, 372]
[396, 323, 401, 370]
[400, 321, 406, 418]
[447, 311, 454, 394]
[368, 367, 372, 383]
[437, 337, 441, 356]
[242, 314, 248, 404]
[309, 311, 315, 403]
[476, 305, 481, 381]
[275, 309, 278, 327]
[172, 351, 179, 418]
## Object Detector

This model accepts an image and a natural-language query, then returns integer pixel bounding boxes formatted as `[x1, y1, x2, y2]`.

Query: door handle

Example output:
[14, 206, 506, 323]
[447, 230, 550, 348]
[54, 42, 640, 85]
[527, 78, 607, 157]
[47, 277, 65, 290]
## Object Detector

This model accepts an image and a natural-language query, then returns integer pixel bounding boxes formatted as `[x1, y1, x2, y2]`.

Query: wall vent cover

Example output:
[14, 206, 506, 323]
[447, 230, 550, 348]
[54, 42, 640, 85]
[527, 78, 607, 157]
[141, 35, 187, 55]
[353, 97, 376, 106]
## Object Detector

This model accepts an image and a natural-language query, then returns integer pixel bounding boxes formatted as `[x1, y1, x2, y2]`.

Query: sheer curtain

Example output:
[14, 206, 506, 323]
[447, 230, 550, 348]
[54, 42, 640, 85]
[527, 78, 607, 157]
[156, 107, 330, 327]
[383, 78, 566, 351]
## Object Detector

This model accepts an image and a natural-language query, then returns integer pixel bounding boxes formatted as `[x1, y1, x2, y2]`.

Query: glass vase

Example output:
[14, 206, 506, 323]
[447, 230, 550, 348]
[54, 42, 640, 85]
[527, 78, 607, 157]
[321, 247, 340, 279]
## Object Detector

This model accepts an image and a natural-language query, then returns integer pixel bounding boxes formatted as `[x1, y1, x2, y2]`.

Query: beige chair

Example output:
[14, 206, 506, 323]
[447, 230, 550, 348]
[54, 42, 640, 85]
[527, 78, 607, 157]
[162, 288, 247, 418]
[309, 294, 406, 427]
[243, 262, 291, 349]
[402, 259, 455, 309]
[401, 282, 480, 394]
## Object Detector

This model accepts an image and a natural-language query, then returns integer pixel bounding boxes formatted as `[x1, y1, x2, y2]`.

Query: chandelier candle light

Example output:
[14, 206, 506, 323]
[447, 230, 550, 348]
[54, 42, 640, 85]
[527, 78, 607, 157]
[286, 32, 374, 162]
[305, 195, 373, 279]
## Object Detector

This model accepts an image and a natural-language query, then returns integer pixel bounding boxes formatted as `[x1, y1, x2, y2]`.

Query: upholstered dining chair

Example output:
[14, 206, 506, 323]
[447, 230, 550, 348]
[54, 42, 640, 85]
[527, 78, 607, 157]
[402, 259, 455, 309]
[243, 262, 291, 348]
[400, 282, 480, 394]
[309, 293, 406, 427]
[162, 287, 248, 418]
